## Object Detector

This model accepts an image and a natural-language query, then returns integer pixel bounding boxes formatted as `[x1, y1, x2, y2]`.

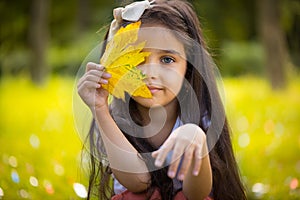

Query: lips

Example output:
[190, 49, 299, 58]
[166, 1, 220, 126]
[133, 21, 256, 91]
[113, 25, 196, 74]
[147, 85, 162, 94]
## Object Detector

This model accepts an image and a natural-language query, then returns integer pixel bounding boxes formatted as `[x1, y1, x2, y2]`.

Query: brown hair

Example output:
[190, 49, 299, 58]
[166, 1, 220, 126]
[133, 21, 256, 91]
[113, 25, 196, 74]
[86, 1, 246, 199]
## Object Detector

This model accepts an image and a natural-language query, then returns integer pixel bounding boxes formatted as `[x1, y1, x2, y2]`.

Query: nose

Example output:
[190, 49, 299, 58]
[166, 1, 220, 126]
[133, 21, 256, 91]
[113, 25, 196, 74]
[139, 56, 159, 80]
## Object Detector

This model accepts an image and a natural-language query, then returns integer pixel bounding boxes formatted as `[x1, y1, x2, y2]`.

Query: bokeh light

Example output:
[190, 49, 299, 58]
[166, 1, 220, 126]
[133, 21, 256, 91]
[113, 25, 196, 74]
[19, 189, 29, 198]
[29, 176, 39, 187]
[252, 182, 269, 198]
[264, 120, 275, 134]
[29, 134, 40, 149]
[54, 163, 65, 176]
[73, 183, 88, 198]
[238, 133, 250, 148]
[290, 178, 299, 190]
[0, 187, 4, 197]
[11, 169, 20, 184]
[43, 180, 54, 195]
[8, 156, 18, 168]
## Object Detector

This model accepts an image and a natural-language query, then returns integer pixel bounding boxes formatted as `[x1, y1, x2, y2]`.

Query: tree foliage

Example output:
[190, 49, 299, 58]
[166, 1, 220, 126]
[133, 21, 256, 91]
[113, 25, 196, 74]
[0, 0, 299, 87]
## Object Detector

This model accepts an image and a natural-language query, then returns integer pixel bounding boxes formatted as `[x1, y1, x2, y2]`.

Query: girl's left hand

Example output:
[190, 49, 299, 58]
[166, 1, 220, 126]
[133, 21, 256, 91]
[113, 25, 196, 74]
[151, 123, 207, 181]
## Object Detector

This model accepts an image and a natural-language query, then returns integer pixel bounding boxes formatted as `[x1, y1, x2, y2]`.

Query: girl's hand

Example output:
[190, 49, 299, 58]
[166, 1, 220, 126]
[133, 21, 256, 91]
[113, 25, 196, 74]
[77, 62, 111, 111]
[152, 124, 207, 181]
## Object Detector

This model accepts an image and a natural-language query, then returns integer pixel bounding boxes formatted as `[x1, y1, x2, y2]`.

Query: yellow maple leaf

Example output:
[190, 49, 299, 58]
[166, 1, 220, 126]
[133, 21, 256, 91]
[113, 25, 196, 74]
[100, 21, 152, 100]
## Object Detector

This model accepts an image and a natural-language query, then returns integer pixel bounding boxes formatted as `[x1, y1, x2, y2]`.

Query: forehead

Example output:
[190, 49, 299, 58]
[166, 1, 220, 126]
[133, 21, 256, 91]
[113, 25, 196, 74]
[137, 25, 186, 57]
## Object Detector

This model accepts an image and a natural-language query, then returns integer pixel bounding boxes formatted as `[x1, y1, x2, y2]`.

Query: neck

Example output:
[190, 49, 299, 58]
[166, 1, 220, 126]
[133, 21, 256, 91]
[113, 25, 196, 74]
[136, 99, 179, 147]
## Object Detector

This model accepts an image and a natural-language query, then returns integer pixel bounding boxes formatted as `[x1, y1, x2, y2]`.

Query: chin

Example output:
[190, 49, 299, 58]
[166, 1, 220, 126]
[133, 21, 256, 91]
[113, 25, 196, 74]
[133, 96, 165, 108]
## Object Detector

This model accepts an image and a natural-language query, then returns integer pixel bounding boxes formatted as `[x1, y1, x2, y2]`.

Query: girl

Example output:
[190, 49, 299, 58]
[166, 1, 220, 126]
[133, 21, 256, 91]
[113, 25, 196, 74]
[77, 0, 246, 199]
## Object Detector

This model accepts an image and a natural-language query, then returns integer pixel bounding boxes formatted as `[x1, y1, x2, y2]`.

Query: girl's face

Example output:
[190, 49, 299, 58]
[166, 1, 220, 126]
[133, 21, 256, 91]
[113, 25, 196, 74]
[132, 25, 187, 108]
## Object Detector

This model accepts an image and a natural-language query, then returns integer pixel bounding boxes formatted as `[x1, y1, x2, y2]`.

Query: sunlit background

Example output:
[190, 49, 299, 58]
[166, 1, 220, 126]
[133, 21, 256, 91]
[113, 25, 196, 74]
[0, 0, 299, 199]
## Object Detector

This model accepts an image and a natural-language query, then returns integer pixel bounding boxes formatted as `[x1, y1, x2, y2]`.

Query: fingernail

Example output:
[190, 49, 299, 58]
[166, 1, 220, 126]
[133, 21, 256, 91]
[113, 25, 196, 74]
[193, 171, 199, 176]
[155, 160, 162, 167]
[102, 79, 108, 84]
[178, 174, 184, 180]
[168, 171, 175, 178]
[103, 72, 111, 78]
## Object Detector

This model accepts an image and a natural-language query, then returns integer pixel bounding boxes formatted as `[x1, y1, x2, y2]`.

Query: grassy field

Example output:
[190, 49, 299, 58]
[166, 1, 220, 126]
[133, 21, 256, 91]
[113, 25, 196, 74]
[224, 76, 300, 199]
[0, 76, 87, 199]
[0, 75, 299, 199]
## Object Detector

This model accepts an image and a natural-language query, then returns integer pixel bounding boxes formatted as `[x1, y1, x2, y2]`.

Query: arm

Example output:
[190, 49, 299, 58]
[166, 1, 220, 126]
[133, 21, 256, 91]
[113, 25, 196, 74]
[183, 151, 212, 200]
[77, 62, 150, 192]
[95, 106, 151, 192]
[152, 124, 212, 199]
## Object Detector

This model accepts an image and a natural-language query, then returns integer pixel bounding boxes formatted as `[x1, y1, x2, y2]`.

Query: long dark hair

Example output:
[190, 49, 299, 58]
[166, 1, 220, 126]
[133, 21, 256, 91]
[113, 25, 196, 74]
[85, 0, 246, 199]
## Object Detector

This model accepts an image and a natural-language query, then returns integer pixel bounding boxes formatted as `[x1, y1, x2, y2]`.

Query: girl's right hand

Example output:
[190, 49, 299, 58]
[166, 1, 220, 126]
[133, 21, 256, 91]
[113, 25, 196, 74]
[77, 62, 111, 111]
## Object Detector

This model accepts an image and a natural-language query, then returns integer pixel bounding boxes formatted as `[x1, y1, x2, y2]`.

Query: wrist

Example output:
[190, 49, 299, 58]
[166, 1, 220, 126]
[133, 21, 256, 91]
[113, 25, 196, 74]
[93, 105, 110, 121]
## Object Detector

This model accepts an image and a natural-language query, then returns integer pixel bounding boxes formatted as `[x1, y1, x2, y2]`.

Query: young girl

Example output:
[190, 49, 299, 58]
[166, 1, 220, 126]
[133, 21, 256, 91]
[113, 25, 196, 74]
[77, 0, 246, 199]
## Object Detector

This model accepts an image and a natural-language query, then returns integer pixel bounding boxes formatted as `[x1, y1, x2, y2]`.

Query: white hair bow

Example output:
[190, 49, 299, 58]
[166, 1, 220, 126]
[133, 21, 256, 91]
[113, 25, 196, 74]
[108, 0, 155, 40]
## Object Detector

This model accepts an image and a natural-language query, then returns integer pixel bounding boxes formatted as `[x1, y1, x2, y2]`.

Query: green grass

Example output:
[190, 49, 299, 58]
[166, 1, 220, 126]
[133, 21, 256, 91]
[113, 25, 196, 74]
[0, 75, 300, 199]
[224, 76, 300, 199]
[0, 76, 88, 199]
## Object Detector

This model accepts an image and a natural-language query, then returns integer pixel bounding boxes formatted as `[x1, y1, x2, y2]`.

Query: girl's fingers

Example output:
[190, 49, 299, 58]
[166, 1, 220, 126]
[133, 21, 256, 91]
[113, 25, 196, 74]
[152, 125, 207, 180]
[167, 142, 185, 179]
[88, 69, 103, 77]
[192, 145, 203, 176]
[151, 150, 159, 158]
[152, 136, 175, 167]
[78, 80, 101, 90]
[85, 74, 101, 83]
[78, 69, 111, 88]
[168, 158, 180, 179]
[152, 146, 171, 167]
[176, 146, 194, 181]
[86, 62, 104, 72]
[85, 62, 110, 83]
[84, 73, 110, 83]
[102, 72, 112, 79]
[99, 78, 108, 85]
[88, 69, 111, 79]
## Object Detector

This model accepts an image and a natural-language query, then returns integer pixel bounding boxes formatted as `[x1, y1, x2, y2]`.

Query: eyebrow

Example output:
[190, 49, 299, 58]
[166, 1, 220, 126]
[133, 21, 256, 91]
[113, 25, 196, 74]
[144, 48, 183, 56]
[159, 49, 181, 55]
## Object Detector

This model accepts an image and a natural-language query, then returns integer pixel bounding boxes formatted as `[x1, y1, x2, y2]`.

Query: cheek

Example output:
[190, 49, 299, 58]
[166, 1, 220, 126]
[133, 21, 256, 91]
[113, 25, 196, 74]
[161, 68, 185, 95]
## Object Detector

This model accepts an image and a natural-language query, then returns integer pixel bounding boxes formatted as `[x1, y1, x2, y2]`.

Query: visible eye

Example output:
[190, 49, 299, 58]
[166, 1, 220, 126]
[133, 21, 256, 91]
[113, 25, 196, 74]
[161, 56, 175, 64]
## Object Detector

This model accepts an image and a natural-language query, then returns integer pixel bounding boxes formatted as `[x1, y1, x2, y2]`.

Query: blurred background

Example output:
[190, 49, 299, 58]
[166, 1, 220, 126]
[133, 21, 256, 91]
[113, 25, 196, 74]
[0, 0, 299, 199]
